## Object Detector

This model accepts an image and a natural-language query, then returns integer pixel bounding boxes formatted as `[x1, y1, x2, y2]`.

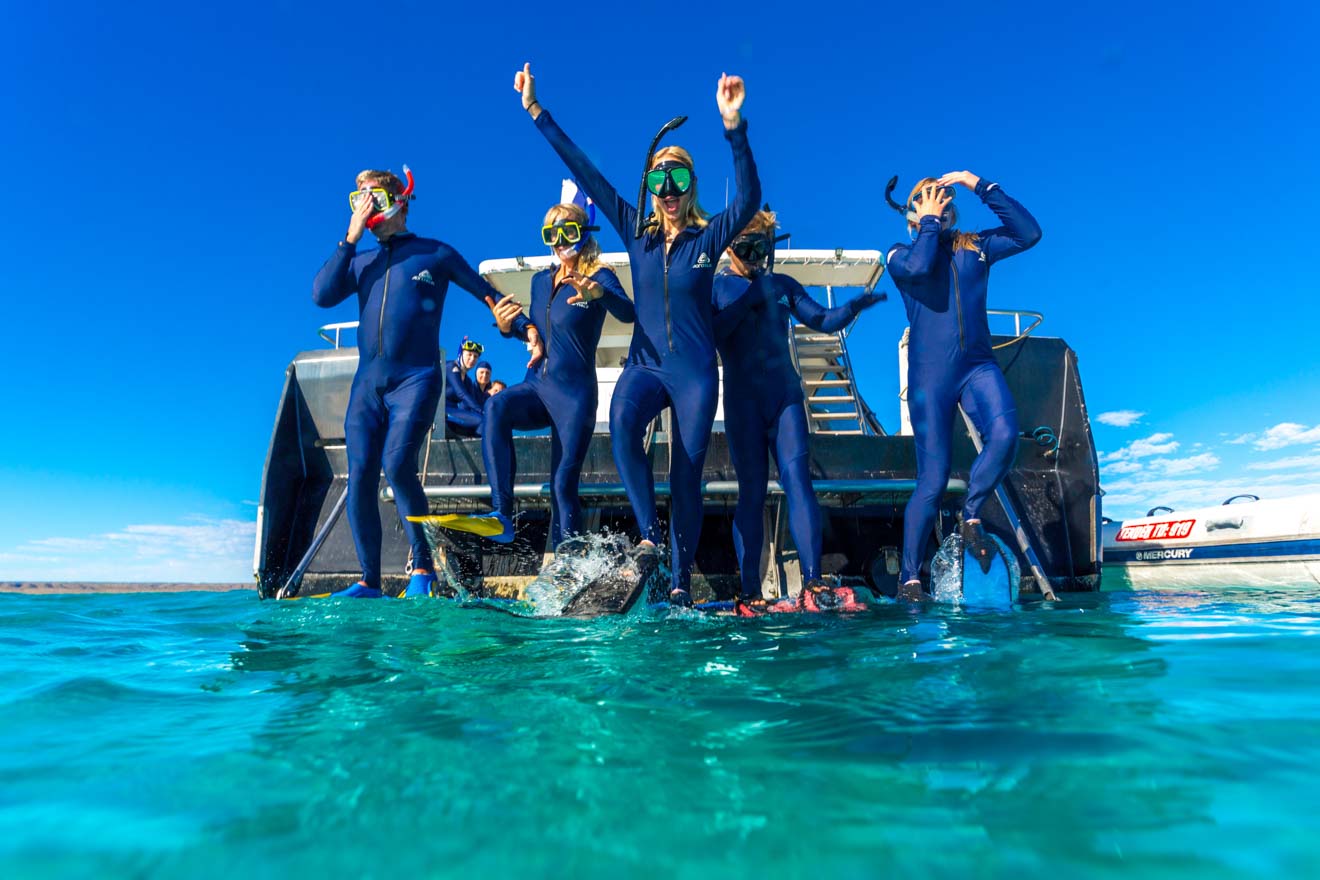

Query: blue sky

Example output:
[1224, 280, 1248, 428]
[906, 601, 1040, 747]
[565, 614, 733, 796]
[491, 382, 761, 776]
[2, 1, 1317, 581]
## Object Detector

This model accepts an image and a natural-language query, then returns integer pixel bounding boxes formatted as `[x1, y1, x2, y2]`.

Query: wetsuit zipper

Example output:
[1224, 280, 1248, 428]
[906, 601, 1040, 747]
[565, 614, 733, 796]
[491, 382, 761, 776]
[544, 278, 557, 377]
[378, 240, 395, 357]
[950, 254, 964, 351]
[663, 239, 675, 353]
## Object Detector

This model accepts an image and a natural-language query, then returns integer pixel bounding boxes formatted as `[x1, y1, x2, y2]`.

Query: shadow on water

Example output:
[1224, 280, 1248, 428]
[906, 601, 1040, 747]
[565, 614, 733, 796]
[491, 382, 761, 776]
[2, 587, 1319, 878]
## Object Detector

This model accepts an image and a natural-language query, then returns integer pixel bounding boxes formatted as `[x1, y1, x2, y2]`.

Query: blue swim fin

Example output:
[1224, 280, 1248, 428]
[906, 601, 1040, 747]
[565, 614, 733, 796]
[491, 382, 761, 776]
[960, 524, 1015, 608]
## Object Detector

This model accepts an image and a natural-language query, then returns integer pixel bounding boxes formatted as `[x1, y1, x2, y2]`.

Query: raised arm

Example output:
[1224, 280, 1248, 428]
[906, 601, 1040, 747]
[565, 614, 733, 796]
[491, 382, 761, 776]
[516, 63, 635, 239]
[782, 275, 881, 333]
[702, 74, 762, 253]
[936, 171, 1041, 264]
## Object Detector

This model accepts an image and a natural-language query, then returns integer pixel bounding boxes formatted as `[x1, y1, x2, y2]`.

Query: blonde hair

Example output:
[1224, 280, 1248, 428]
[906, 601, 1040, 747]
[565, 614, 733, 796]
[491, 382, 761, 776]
[543, 202, 603, 277]
[907, 178, 979, 255]
[739, 209, 778, 237]
[356, 169, 409, 216]
[647, 146, 709, 233]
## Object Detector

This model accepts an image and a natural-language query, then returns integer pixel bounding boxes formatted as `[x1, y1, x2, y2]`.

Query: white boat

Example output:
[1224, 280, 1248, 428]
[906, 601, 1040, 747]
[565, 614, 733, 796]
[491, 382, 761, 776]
[1101, 494, 1320, 589]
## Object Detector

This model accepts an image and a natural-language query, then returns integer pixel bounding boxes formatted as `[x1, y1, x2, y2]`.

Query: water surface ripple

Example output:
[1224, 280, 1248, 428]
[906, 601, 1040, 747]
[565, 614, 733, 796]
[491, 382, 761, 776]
[2, 588, 1318, 879]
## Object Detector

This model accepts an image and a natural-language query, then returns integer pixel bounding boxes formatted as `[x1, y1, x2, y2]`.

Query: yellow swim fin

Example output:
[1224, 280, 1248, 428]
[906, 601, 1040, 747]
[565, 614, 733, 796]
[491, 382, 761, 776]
[406, 512, 512, 540]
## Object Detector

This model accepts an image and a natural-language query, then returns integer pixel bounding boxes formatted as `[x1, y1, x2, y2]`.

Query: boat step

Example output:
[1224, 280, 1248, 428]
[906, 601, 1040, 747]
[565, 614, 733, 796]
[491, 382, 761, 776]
[807, 395, 856, 405]
[795, 346, 843, 358]
[802, 379, 852, 388]
[809, 411, 859, 420]
[814, 429, 865, 435]
[794, 333, 839, 344]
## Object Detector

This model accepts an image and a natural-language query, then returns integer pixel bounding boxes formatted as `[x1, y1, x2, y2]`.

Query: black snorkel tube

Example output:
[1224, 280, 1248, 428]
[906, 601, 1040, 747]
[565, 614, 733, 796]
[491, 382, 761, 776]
[634, 115, 689, 240]
[884, 175, 909, 217]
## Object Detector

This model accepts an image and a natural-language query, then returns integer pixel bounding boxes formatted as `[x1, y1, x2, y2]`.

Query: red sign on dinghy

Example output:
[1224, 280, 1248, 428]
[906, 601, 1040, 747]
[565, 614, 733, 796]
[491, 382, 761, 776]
[1116, 520, 1197, 541]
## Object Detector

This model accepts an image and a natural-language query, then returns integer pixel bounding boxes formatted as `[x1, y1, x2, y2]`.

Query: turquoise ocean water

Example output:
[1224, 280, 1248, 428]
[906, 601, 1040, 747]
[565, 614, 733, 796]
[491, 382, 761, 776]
[2, 588, 1318, 879]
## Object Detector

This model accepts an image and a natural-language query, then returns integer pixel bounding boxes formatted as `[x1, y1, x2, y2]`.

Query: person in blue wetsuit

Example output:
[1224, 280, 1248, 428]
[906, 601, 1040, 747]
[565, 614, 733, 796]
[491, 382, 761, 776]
[475, 361, 494, 398]
[886, 171, 1042, 596]
[711, 211, 883, 614]
[312, 168, 542, 599]
[444, 337, 488, 438]
[512, 62, 761, 605]
[475, 201, 636, 546]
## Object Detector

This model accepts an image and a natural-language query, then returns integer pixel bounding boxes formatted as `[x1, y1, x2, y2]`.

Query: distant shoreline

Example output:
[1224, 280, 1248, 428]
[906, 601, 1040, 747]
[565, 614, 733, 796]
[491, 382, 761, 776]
[1, 582, 249, 595]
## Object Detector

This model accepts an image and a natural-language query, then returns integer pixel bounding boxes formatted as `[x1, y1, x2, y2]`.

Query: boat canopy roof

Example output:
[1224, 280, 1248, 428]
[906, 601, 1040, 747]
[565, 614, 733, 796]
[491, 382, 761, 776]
[478, 249, 886, 302]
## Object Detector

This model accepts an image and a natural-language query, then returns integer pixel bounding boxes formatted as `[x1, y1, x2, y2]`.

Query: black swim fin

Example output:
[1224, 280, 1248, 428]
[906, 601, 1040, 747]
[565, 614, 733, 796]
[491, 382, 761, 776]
[961, 520, 998, 575]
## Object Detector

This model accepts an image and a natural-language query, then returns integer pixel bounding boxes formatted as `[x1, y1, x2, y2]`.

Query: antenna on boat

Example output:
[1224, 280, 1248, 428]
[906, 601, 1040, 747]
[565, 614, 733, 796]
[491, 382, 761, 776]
[634, 115, 688, 239]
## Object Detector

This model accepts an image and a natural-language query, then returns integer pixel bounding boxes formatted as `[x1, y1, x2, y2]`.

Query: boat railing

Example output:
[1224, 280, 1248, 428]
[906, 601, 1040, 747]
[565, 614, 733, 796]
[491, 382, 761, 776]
[318, 321, 359, 349]
[988, 309, 1044, 345]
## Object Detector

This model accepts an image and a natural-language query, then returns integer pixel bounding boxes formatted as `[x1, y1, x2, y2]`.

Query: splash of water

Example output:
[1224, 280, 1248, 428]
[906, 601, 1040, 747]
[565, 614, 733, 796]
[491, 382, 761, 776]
[522, 532, 636, 616]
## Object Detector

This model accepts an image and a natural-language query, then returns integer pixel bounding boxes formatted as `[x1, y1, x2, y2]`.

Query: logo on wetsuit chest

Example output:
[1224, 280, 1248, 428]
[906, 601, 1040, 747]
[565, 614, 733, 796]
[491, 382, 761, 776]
[412, 270, 436, 285]
[693, 252, 712, 270]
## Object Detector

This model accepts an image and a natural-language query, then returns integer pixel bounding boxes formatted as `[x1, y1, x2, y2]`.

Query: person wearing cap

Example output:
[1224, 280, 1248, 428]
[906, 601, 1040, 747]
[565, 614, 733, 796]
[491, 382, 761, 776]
[444, 337, 489, 438]
[312, 169, 543, 599]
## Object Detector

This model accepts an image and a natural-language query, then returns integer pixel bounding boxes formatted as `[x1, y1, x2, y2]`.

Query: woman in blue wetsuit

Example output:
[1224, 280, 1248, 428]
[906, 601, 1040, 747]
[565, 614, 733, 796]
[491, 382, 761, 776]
[886, 172, 1042, 595]
[512, 62, 760, 605]
[711, 211, 882, 614]
[475, 202, 635, 546]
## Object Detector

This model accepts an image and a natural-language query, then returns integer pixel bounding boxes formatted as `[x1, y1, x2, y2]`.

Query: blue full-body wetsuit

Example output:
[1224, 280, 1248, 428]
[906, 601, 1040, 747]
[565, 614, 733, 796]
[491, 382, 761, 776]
[312, 233, 531, 589]
[531, 110, 760, 595]
[445, 357, 487, 437]
[712, 271, 879, 599]
[886, 180, 1042, 584]
[482, 265, 635, 548]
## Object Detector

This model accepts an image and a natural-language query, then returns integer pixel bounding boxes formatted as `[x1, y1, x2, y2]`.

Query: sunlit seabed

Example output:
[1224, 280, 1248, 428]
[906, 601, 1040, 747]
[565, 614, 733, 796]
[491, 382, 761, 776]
[2, 586, 1319, 880]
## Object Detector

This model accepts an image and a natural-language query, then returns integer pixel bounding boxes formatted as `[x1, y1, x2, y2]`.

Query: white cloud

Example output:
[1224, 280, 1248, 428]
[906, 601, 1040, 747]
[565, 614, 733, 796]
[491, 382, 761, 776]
[1254, 423, 1320, 451]
[1225, 433, 1256, 445]
[0, 516, 255, 584]
[1101, 432, 1180, 463]
[1148, 453, 1220, 476]
[1096, 410, 1145, 428]
[1102, 472, 1320, 521]
[1247, 454, 1320, 472]
[1102, 461, 1143, 475]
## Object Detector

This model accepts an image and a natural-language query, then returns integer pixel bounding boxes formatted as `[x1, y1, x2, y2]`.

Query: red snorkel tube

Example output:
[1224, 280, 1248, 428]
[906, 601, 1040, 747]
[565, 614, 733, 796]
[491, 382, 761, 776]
[366, 164, 415, 229]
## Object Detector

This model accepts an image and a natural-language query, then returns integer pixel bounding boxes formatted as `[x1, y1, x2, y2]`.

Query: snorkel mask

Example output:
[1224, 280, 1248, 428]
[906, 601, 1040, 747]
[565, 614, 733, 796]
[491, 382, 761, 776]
[546, 179, 599, 255]
[883, 176, 955, 229]
[645, 160, 695, 199]
[348, 165, 415, 230]
[728, 204, 789, 278]
[633, 116, 689, 239]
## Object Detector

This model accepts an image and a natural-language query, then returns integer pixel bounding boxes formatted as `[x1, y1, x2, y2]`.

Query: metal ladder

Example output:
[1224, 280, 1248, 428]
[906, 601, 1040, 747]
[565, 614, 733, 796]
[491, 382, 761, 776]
[788, 287, 884, 436]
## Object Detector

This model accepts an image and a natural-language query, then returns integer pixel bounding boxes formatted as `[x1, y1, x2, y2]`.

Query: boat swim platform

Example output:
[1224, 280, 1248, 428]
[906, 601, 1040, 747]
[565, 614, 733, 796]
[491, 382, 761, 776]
[256, 249, 1101, 600]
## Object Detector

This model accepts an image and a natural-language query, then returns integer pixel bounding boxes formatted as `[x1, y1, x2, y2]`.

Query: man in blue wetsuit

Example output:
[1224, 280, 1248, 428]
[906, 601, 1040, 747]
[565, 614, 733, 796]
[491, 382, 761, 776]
[476, 201, 635, 546]
[444, 337, 488, 438]
[513, 62, 760, 605]
[886, 171, 1041, 596]
[312, 168, 542, 598]
[711, 211, 882, 614]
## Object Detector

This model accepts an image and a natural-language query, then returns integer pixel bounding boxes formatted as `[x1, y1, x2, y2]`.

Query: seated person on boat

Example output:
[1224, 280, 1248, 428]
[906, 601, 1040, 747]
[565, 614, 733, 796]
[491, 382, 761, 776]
[445, 337, 490, 438]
